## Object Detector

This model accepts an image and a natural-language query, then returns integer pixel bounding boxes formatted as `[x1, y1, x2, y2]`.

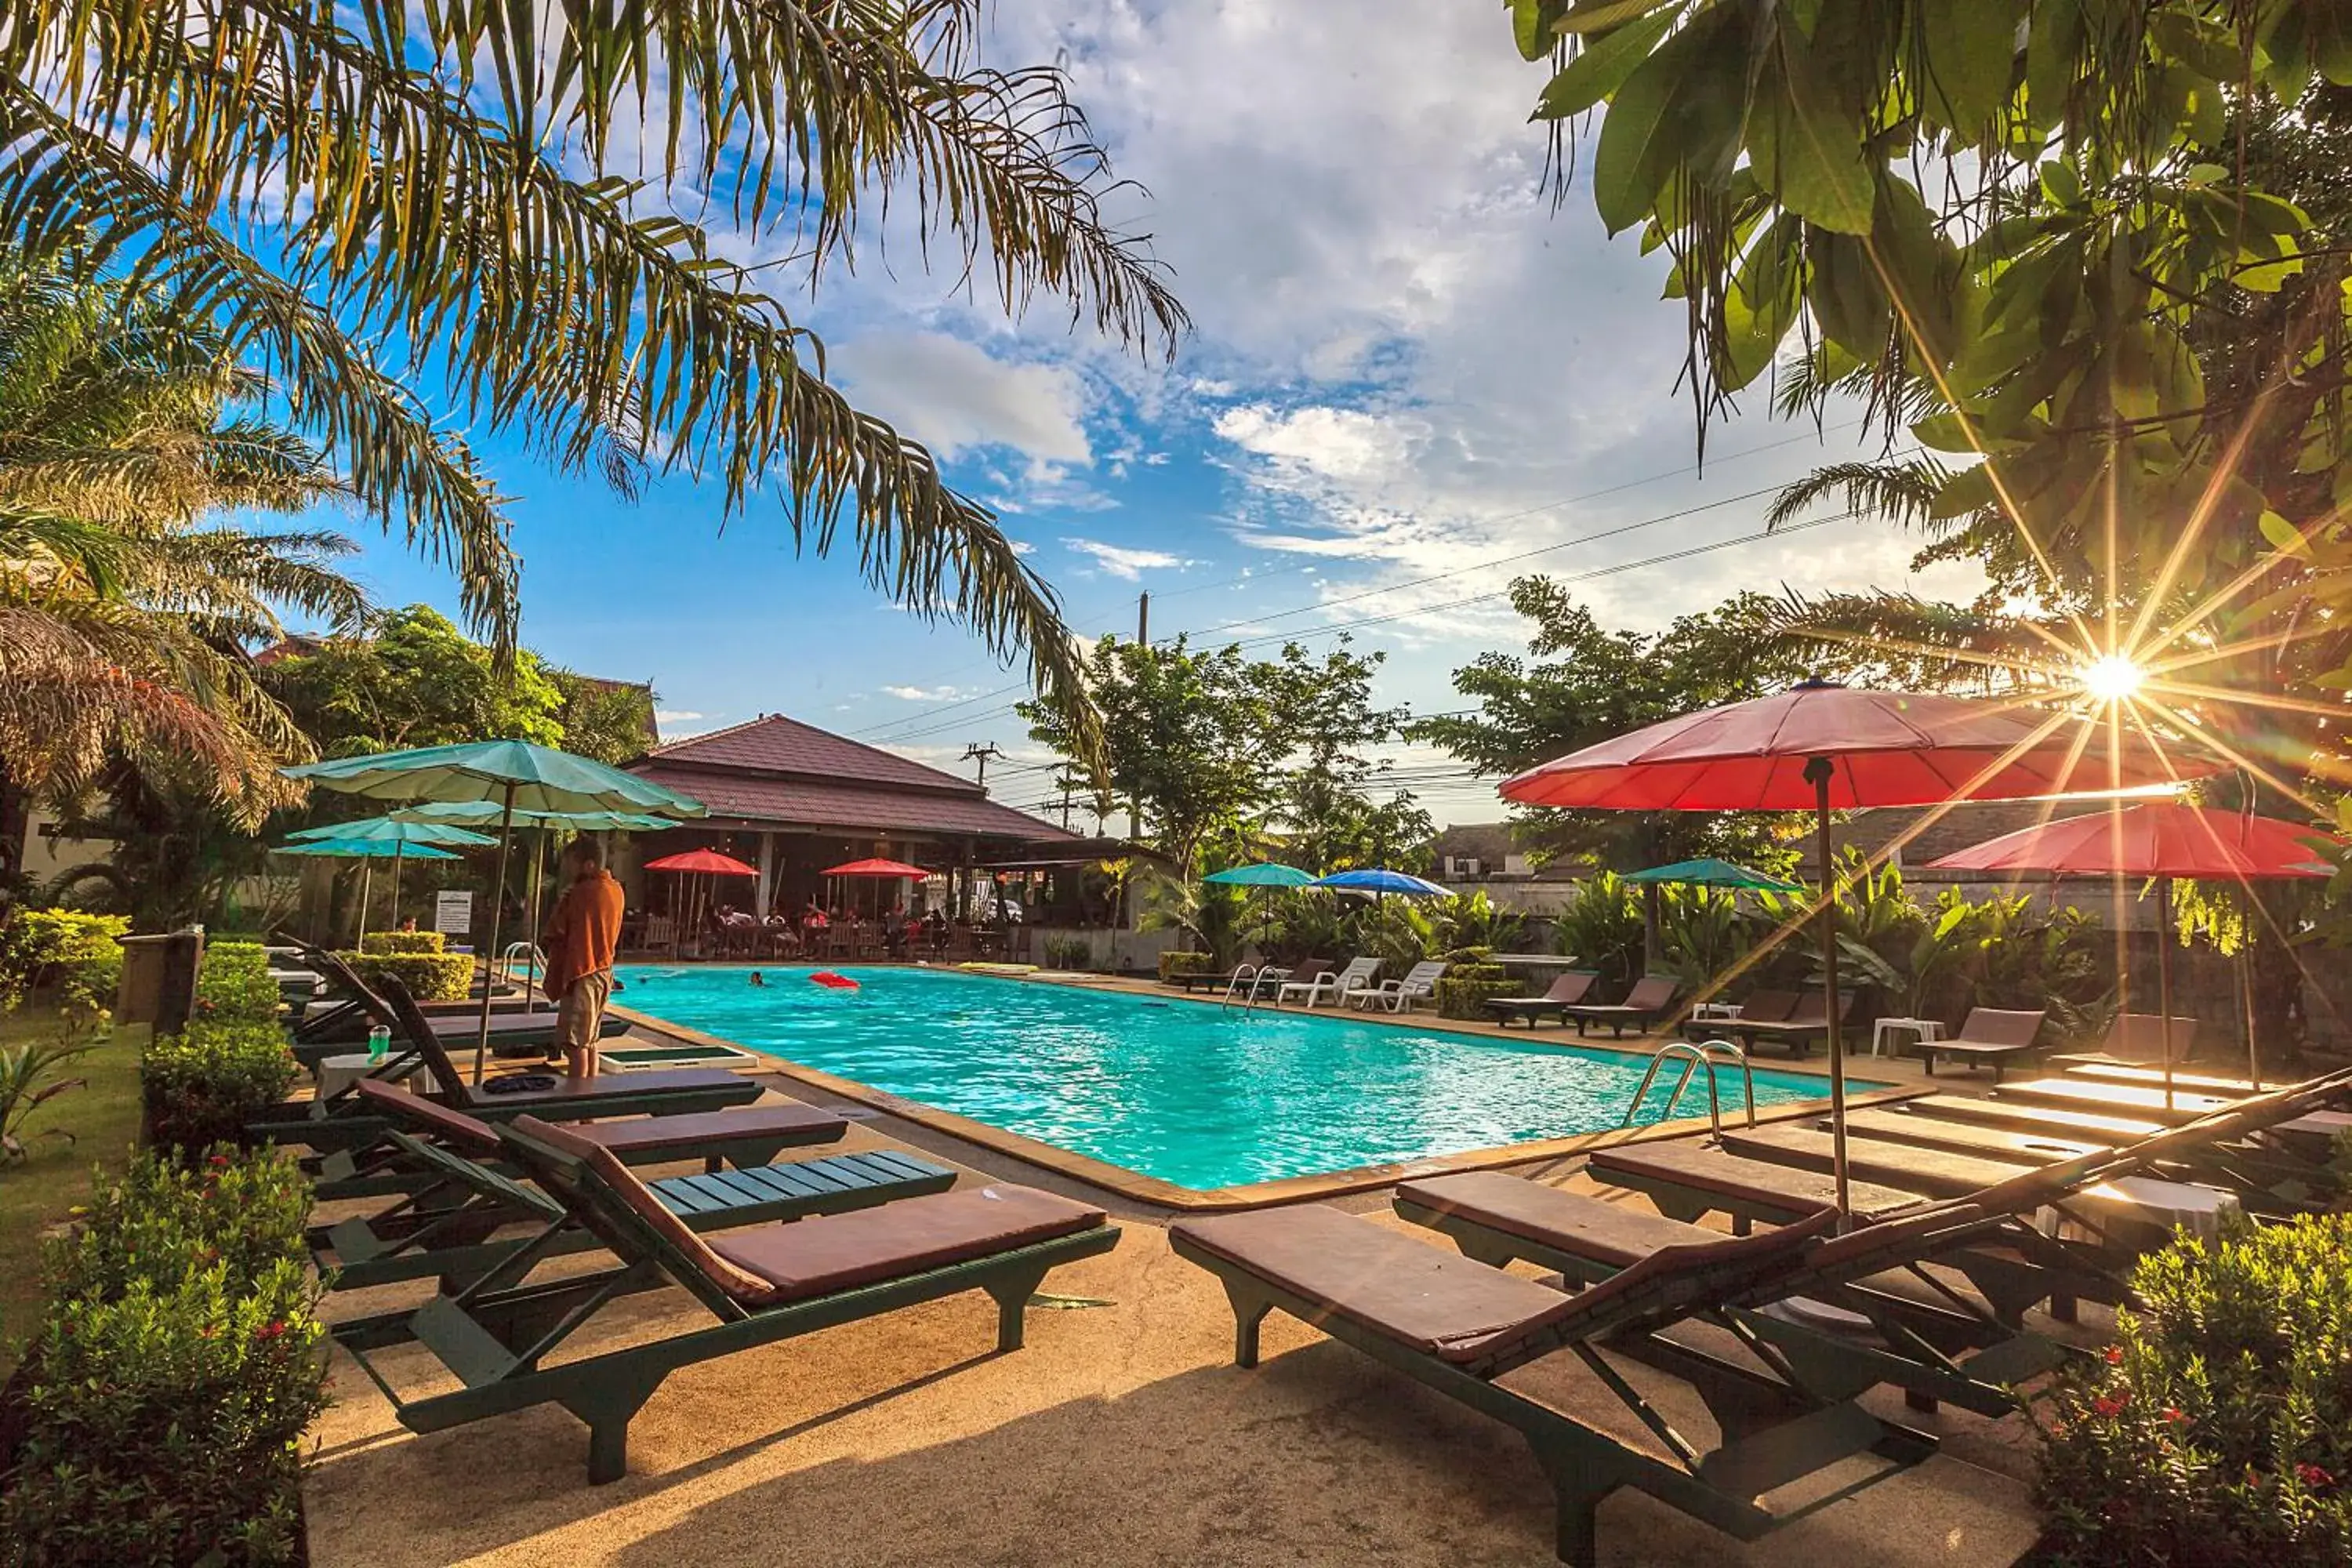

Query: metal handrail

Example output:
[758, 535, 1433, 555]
[1619, 1037, 1757, 1138]
[1221, 963, 1286, 1014]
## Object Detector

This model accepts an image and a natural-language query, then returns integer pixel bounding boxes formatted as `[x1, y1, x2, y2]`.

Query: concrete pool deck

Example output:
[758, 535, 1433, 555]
[304, 1074, 2056, 1567]
[603, 964, 1952, 1209]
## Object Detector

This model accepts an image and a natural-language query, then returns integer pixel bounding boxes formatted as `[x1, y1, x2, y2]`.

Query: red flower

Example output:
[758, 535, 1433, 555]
[2298, 1464, 2335, 1490]
[255, 1319, 287, 1341]
[2163, 1407, 2186, 1425]
[2103, 1345, 2124, 1365]
[2092, 1394, 2129, 1417]
[207, 1152, 230, 1169]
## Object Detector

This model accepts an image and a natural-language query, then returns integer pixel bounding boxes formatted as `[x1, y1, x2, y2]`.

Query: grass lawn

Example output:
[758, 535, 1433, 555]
[0, 1010, 143, 1374]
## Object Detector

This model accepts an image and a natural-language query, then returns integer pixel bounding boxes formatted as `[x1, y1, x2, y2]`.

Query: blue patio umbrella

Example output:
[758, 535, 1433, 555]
[1309, 868, 1451, 898]
[273, 833, 465, 946]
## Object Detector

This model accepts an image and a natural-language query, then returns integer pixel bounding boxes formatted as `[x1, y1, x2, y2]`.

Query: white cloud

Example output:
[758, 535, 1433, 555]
[830, 331, 1092, 466]
[653, 710, 702, 724]
[1061, 537, 1196, 580]
[880, 684, 971, 701]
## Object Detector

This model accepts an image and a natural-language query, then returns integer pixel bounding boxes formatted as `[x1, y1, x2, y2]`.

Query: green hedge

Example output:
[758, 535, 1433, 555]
[2035, 1214, 2352, 1564]
[359, 929, 446, 956]
[2, 1147, 327, 1567]
[1436, 967, 1521, 1019]
[1158, 951, 1218, 983]
[142, 1021, 298, 1155]
[340, 949, 472, 1001]
[0, 909, 129, 1015]
[194, 941, 281, 1023]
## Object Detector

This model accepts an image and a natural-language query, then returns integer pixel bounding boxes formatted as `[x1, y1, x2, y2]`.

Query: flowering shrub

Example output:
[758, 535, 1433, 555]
[142, 1020, 298, 1154]
[2034, 1214, 2352, 1565]
[2, 1146, 327, 1567]
[194, 940, 283, 1022]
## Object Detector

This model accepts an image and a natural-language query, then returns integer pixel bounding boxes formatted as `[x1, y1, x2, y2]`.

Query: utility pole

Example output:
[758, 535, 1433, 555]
[1127, 590, 1149, 843]
[960, 741, 1006, 792]
[1051, 765, 1085, 833]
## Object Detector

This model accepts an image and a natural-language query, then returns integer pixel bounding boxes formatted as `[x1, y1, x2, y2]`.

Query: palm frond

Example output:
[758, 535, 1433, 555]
[1766, 457, 1954, 533]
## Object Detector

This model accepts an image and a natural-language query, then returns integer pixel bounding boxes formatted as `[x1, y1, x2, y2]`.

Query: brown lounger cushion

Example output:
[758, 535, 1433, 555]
[572, 1104, 846, 1158]
[1950, 1007, 2045, 1048]
[1588, 1142, 1926, 1219]
[1396, 1171, 1712, 1268]
[708, 1185, 1106, 1304]
[463, 1065, 752, 1109]
[354, 1077, 502, 1155]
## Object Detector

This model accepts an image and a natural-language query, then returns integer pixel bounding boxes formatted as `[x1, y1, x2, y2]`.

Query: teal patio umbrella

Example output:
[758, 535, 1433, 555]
[1624, 858, 1806, 969]
[390, 800, 684, 1003]
[1204, 862, 1316, 955]
[272, 834, 463, 946]
[283, 741, 707, 1083]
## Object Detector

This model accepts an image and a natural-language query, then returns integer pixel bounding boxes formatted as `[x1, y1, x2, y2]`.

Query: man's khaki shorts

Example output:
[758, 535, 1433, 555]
[556, 970, 613, 1051]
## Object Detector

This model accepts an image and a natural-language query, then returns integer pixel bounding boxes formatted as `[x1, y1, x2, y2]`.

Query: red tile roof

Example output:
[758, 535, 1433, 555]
[630, 765, 1065, 841]
[641, 713, 982, 796]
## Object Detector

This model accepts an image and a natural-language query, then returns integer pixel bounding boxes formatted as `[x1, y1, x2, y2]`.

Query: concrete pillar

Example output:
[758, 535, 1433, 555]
[756, 831, 775, 917]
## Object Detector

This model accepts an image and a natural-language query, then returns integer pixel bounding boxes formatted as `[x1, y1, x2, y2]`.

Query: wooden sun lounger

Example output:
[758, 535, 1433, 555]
[1835, 1107, 2109, 1167]
[335, 1115, 1120, 1483]
[1171, 1201, 1930, 1565]
[1484, 971, 1600, 1029]
[1914, 1007, 2045, 1082]
[1721, 989, 1858, 1059]
[252, 975, 760, 1152]
[1901, 1093, 2168, 1142]
[1995, 1076, 2237, 1124]
[307, 1075, 855, 1202]
[1584, 1141, 1927, 1228]
[1715, 1123, 2041, 1199]
[1392, 1171, 2072, 1420]
[2056, 1060, 2272, 1097]
[310, 1096, 955, 1292]
[1558, 975, 1681, 1038]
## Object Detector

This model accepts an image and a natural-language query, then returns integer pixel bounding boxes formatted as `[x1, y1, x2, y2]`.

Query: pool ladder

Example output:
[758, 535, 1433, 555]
[1620, 1039, 1756, 1138]
[1220, 964, 1287, 1014]
[502, 942, 547, 1011]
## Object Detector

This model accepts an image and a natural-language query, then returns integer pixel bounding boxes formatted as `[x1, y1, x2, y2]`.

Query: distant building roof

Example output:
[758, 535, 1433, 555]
[629, 713, 1067, 844]
[1428, 822, 1518, 865]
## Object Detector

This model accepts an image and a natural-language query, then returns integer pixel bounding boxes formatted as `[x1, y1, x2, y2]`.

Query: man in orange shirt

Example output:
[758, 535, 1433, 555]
[540, 837, 625, 1077]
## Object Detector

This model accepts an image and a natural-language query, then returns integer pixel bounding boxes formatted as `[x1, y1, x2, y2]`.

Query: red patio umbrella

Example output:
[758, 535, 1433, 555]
[1502, 678, 2214, 1212]
[644, 848, 757, 949]
[820, 858, 930, 922]
[1929, 801, 2336, 1101]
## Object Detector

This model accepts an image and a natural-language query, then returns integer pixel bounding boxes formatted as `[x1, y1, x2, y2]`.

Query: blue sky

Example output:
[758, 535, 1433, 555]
[317, 2, 1983, 828]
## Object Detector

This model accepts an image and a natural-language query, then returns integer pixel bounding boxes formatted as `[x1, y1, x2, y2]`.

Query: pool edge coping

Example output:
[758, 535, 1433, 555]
[603, 989, 1933, 1212]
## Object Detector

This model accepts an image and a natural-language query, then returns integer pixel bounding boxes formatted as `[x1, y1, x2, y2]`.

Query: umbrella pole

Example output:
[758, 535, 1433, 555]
[1805, 757, 1850, 1216]
[524, 829, 546, 1013]
[2157, 880, 2176, 1111]
[356, 858, 375, 948]
[2238, 885, 2260, 1092]
[390, 841, 405, 931]
[472, 782, 517, 1087]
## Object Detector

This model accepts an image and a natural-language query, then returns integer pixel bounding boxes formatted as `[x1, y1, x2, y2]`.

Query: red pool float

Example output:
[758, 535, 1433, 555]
[809, 971, 860, 991]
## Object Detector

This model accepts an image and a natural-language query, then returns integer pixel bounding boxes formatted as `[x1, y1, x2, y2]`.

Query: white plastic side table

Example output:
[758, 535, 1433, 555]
[1871, 1016, 1943, 1058]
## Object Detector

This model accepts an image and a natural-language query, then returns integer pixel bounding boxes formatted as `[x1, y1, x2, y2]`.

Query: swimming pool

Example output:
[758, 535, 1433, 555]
[613, 965, 1884, 1193]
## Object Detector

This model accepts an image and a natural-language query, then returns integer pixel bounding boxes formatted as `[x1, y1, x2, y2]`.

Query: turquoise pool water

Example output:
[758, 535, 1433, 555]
[614, 965, 1882, 1191]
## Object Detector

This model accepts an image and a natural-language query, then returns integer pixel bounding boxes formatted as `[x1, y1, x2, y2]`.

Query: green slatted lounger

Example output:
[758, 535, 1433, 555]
[308, 1091, 956, 1292]
[333, 1114, 1119, 1483]
[1169, 1200, 1938, 1566]
[251, 975, 760, 1152]
[286, 943, 625, 1064]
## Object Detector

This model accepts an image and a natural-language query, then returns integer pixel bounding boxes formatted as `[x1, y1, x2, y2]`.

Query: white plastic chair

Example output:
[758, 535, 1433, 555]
[1279, 956, 1379, 1008]
[1351, 960, 1448, 1013]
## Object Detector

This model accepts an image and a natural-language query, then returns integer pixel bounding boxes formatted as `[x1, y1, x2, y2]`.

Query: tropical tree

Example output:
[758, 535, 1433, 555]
[0, 2, 1187, 748]
[0, 256, 390, 841]
[1502, 1, 2352, 777]
[1255, 639, 1431, 872]
[1414, 578, 1827, 871]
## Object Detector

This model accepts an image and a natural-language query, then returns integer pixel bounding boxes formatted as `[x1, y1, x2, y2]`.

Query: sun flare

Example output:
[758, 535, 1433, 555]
[2078, 654, 2147, 704]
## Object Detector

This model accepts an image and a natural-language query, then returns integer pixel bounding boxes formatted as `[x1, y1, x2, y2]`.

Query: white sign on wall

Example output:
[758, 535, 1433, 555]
[434, 890, 474, 937]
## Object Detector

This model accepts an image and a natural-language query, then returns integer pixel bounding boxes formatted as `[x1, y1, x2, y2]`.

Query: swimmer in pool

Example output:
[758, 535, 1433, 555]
[749, 971, 767, 987]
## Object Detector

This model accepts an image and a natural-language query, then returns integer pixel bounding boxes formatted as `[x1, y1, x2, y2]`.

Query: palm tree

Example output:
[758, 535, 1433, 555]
[0, 3, 1188, 750]
[0, 256, 382, 829]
